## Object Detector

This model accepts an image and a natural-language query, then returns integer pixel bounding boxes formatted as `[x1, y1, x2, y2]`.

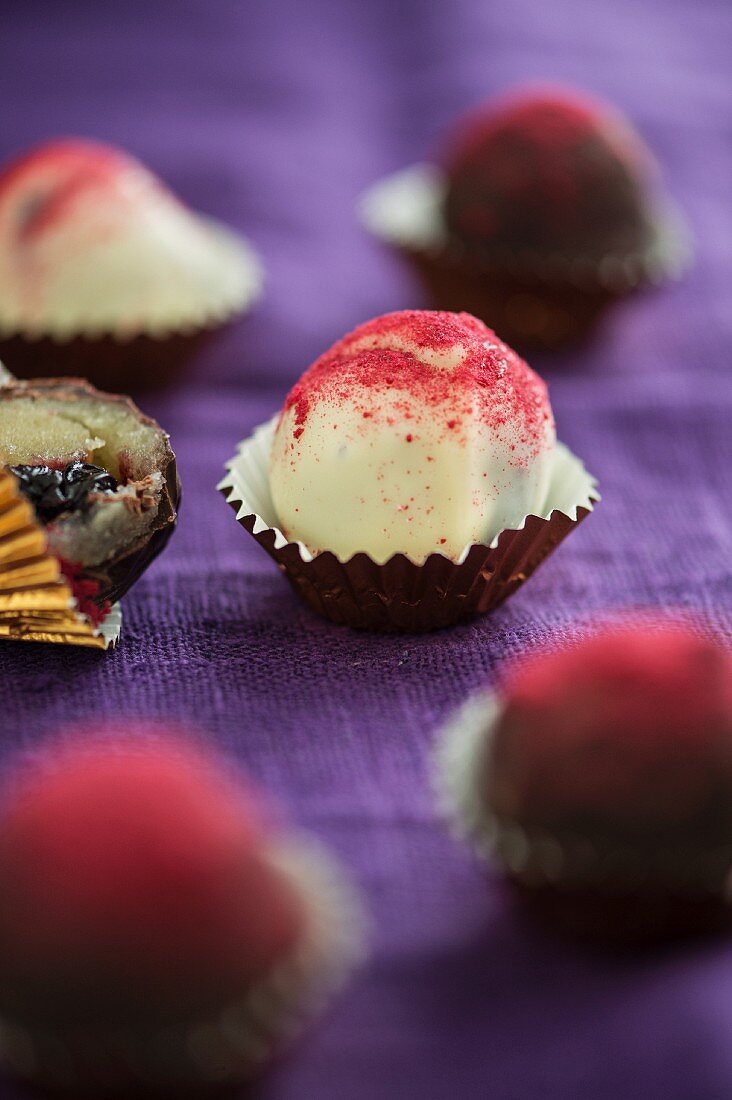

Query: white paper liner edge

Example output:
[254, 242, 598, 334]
[433, 693, 502, 862]
[218, 415, 600, 567]
[95, 603, 122, 650]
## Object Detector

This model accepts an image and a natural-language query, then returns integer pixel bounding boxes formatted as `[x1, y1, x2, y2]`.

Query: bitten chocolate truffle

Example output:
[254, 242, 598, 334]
[0, 737, 361, 1096]
[440, 619, 732, 947]
[0, 377, 179, 620]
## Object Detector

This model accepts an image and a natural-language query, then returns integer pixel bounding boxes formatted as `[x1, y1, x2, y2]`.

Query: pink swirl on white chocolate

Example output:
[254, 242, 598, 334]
[0, 139, 259, 337]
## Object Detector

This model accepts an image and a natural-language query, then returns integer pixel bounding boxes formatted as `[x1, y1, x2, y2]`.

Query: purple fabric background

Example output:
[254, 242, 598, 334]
[1, 1, 732, 1096]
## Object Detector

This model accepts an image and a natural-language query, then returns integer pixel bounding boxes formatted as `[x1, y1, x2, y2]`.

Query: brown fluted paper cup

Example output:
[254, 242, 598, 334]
[0, 327, 217, 394]
[218, 417, 599, 634]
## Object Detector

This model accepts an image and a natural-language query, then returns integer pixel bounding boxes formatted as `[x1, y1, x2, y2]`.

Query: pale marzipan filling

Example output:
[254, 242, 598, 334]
[0, 399, 164, 568]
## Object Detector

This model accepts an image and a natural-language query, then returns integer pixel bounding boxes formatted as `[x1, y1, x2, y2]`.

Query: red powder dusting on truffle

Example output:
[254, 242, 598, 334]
[503, 623, 732, 734]
[0, 139, 168, 244]
[0, 740, 305, 991]
[441, 87, 655, 255]
[281, 310, 552, 461]
[443, 86, 647, 180]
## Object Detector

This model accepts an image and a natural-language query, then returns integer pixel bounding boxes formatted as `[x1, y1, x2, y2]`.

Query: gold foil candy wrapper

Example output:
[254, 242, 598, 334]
[0, 468, 121, 649]
[219, 417, 599, 633]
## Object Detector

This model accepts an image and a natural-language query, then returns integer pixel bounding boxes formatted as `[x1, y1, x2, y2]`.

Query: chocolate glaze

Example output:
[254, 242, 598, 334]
[485, 623, 732, 946]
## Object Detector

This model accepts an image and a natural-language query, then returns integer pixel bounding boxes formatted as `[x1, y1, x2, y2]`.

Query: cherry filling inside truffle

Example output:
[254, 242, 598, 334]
[11, 462, 118, 524]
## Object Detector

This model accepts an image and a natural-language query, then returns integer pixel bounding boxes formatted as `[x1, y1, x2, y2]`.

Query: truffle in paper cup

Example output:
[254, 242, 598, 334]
[0, 140, 262, 391]
[0, 738, 365, 1096]
[219, 310, 598, 633]
[0, 374, 179, 644]
[436, 619, 732, 946]
[219, 415, 598, 633]
[360, 87, 692, 351]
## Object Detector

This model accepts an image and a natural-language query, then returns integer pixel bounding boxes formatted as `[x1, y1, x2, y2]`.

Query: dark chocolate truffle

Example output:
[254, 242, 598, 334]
[443, 619, 732, 947]
[443, 87, 657, 264]
[360, 85, 690, 351]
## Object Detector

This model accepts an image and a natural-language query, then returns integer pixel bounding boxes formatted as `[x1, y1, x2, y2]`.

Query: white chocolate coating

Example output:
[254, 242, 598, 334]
[0, 140, 260, 337]
[270, 311, 555, 564]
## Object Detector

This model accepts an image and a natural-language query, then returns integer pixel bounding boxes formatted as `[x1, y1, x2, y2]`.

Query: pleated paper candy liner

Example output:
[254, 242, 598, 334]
[359, 164, 693, 351]
[0, 221, 262, 393]
[219, 416, 599, 634]
[0, 837, 365, 1096]
[0, 467, 121, 650]
[434, 695, 732, 946]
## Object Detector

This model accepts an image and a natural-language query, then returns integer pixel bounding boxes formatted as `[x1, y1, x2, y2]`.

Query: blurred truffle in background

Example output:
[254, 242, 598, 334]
[0, 734, 363, 1096]
[438, 616, 732, 947]
[361, 85, 691, 351]
[0, 140, 261, 392]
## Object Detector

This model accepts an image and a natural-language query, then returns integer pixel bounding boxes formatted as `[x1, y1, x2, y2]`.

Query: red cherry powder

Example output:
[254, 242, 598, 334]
[0, 139, 165, 243]
[281, 310, 552, 463]
[442, 85, 648, 181]
[58, 559, 111, 628]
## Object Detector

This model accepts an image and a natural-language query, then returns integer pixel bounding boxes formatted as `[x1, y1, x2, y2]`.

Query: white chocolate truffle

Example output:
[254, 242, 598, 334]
[269, 311, 555, 563]
[0, 140, 259, 338]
